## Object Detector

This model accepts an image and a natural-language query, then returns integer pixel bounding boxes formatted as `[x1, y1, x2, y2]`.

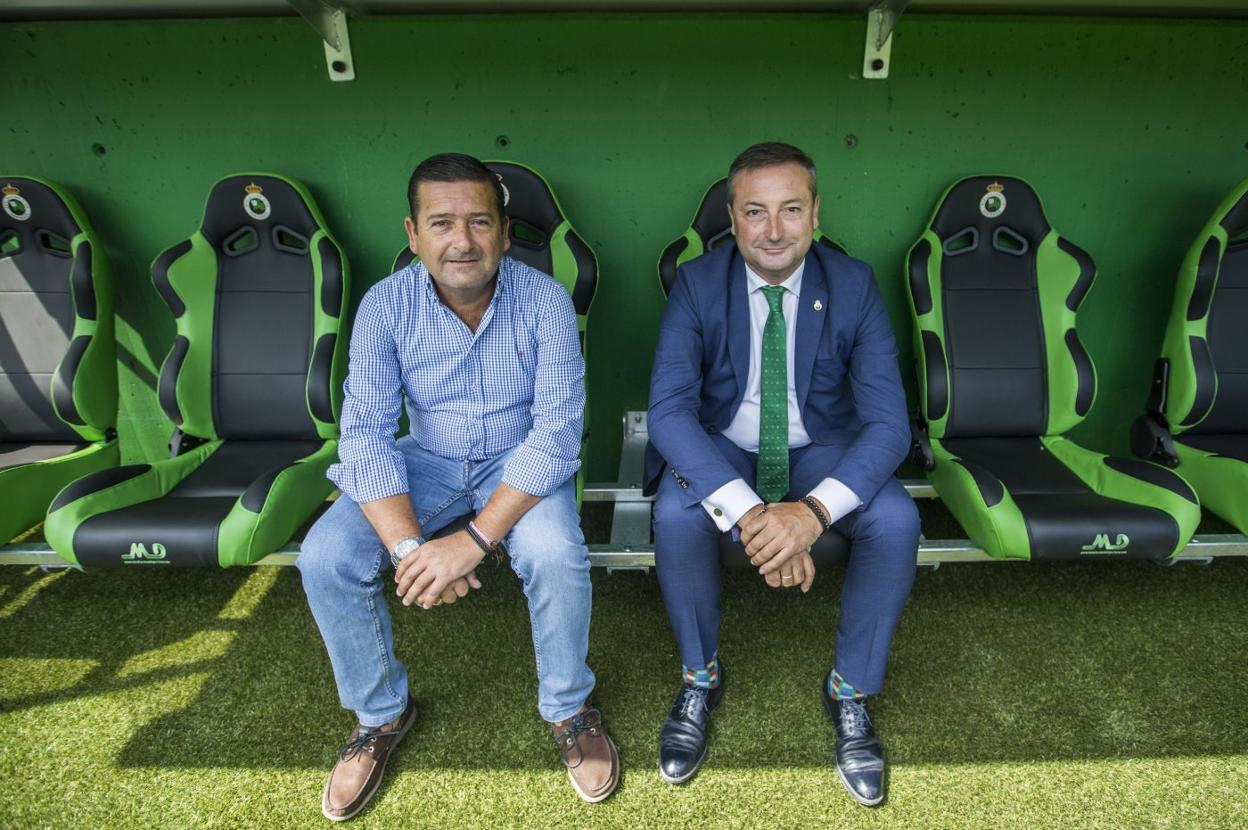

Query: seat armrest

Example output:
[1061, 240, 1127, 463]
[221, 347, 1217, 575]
[169, 428, 210, 458]
[1130, 414, 1179, 468]
[1145, 358, 1171, 418]
[909, 410, 936, 472]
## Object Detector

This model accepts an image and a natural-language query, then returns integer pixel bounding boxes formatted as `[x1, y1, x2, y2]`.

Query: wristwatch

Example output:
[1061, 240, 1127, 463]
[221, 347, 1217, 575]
[390, 535, 427, 570]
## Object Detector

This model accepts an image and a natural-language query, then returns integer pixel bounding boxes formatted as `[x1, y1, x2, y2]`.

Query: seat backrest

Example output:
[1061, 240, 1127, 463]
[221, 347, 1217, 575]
[0, 177, 115, 443]
[1157, 177, 1248, 435]
[656, 176, 847, 297]
[152, 174, 349, 442]
[392, 161, 598, 340]
[907, 176, 1097, 440]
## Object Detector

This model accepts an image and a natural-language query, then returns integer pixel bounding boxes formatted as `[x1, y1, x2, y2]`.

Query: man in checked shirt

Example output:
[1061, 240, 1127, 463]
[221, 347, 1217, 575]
[298, 153, 618, 821]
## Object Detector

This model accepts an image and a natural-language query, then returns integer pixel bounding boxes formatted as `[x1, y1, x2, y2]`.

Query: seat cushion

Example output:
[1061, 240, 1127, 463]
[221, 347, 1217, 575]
[0, 438, 117, 544]
[1173, 433, 1248, 462]
[0, 441, 87, 472]
[931, 435, 1199, 560]
[46, 438, 336, 567]
[1173, 435, 1248, 533]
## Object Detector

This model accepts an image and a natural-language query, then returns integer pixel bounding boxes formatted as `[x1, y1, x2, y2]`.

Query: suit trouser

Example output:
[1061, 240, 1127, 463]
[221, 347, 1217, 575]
[652, 433, 920, 694]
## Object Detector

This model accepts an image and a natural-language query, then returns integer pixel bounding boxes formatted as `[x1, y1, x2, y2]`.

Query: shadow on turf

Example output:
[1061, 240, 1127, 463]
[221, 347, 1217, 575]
[1, 557, 1246, 771]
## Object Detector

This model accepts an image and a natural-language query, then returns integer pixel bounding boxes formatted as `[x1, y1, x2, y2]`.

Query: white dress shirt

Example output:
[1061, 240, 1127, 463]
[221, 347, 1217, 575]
[701, 262, 862, 531]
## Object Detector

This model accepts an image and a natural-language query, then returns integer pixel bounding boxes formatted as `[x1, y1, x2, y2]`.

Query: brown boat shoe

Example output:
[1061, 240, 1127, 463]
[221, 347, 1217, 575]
[321, 699, 418, 822]
[551, 706, 619, 803]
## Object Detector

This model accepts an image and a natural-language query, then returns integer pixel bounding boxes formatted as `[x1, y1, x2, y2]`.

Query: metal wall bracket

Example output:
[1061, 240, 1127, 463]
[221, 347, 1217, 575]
[287, 0, 355, 82]
[863, 0, 908, 80]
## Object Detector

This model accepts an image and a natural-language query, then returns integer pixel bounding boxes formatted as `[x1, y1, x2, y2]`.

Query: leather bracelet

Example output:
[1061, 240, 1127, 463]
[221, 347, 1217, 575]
[799, 496, 830, 534]
[466, 520, 498, 556]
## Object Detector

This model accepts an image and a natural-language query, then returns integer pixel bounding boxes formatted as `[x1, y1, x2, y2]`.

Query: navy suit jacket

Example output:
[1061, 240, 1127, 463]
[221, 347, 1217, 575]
[644, 242, 910, 510]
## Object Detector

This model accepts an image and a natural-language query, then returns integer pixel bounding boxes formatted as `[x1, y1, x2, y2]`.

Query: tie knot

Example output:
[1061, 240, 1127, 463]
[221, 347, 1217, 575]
[761, 285, 785, 312]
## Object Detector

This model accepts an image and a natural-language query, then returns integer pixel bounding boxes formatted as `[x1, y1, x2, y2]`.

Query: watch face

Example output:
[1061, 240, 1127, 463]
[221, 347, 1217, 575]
[393, 536, 425, 560]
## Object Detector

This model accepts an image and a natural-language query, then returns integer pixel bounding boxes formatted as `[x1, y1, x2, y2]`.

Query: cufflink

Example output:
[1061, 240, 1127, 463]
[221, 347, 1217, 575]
[713, 508, 723, 517]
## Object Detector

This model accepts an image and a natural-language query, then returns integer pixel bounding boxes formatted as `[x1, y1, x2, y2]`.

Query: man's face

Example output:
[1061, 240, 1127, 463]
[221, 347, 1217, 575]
[404, 179, 509, 296]
[728, 162, 819, 283]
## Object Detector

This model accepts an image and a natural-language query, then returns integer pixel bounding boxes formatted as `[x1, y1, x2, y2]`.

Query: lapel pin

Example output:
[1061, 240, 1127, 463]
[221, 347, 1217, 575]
[813, 299, 823, 311]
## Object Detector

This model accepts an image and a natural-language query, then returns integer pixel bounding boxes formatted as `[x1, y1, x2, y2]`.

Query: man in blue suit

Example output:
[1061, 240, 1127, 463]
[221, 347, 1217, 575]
[645, 142, 919, 806]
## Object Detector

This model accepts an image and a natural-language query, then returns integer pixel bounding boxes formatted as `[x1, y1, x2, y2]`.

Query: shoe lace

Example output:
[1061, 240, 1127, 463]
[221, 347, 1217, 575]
[839, 698, 871, 735]
[555, 710, 602, 768]
[338, 726, 390, 762]
[678, 686, 709, 720]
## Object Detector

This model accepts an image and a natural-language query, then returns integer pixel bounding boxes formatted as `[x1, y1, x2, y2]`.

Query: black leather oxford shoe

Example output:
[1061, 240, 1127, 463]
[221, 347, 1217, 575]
[657, 666, 726, 784]
[820, 674, 886, 807]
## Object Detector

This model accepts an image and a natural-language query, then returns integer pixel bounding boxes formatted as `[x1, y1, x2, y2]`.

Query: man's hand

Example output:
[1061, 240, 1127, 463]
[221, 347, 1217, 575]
[739, 500, 824, 575]
[763, 549, 816, 592]
[395, 531, 485, 609]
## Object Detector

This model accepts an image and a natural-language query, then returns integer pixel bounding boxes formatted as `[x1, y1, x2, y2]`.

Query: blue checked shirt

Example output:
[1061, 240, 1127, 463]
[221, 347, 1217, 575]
[328, 256, 585, 503]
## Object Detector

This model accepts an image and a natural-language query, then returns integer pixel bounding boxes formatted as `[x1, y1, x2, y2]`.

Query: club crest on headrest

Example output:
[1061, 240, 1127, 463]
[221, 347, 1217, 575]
[979, 181, 1006, 219]
[243, 182, 272, 221]
[496, 173, 510, 208]
[2, 184, 31, 222]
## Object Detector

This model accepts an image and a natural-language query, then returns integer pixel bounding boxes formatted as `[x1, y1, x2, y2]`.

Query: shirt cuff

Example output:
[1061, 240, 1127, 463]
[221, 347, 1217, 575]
[807, 478, 862, 525]
[701, 478, 763, 533]
[327, 454, 409, 504]
[501, 443, 580, 498]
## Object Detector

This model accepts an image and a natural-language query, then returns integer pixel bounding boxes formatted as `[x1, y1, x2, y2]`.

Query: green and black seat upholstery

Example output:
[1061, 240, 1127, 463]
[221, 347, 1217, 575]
[1132, 177, 1248, 532]
[394, 161, 598, 504]
[657, 177, 851, 568]
[0, 177, 118, 543]
[908, 176, 1200, 561]
[656, 176, 846, 297]
[45, 174, 349, 567]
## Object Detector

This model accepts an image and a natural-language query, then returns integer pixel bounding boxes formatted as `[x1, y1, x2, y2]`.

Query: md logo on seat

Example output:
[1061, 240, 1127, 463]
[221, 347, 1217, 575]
[1080, 533, 1130, 555]
[122, 542, 170, 564]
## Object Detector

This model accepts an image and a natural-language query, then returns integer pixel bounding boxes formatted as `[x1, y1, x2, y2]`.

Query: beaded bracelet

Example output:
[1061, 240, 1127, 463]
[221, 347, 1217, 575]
[799, 496, 830, 534]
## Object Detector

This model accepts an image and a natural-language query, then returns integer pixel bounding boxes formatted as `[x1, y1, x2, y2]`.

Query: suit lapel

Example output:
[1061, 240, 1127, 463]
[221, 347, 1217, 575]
[795, 249, 828, 411]
[727, 252, 751, 399]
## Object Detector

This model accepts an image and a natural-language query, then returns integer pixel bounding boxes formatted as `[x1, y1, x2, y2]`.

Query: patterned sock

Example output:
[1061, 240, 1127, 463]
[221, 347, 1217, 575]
[826, 669, 866, 700]
[683, 654, 721, 689]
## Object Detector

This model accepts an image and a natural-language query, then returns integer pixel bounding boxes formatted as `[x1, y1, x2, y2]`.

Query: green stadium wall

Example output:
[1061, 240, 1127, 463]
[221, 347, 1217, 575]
[4, 12, 1247, 481]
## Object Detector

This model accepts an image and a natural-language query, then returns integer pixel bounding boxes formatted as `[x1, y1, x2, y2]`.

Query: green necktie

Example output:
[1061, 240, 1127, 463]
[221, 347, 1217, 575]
[756, 285, 789, 502]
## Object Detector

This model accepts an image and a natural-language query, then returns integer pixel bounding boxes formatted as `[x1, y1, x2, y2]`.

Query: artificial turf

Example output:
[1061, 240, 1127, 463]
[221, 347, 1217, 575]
[1, 550, 1245, 829]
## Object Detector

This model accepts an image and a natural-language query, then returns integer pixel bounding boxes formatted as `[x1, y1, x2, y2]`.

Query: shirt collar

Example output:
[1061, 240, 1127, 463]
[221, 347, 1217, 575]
[744, 259, 804, 297]
[412, 256, 508, 307]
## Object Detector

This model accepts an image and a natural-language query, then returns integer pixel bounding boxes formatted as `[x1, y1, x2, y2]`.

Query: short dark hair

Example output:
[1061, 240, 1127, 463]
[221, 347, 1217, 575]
[407, 152, 505, 220]
[727, 142, 818, 204]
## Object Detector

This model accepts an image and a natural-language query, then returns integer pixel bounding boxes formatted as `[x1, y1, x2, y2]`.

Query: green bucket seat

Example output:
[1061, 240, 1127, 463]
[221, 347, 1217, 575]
[908, 176, 1199, 561]
[1131, 177, 1248, 532]
[45, 174, 349, 567]
[656, 176, 852, 568]
[0, 177, 118, 543]
[393, 161, 598, 503]
[656, 176, 846, 298]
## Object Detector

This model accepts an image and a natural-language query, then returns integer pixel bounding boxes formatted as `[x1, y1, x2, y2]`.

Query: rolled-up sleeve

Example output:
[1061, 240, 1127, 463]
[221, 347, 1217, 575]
[501, 284, 585, 497]
[327, 286, 410, 503]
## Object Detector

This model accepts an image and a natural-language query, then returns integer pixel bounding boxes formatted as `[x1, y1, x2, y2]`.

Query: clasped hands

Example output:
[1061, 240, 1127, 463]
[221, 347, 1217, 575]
[394, 531, 484, 610]
[738, 500, 825, 592]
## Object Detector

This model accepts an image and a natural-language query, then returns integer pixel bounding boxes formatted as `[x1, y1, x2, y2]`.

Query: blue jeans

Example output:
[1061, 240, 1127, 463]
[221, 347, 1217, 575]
[298, 437, 595, 726]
